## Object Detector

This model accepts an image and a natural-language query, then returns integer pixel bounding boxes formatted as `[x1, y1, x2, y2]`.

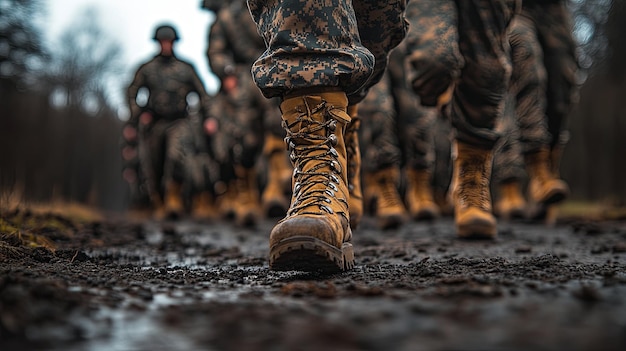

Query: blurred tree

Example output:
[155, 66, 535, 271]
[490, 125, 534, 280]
[0, 0, 47, 90]
[43, 6, 123, 115]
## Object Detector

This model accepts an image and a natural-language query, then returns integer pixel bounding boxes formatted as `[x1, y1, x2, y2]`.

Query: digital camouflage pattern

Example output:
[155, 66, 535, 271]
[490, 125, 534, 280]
[523, 0, 578, 148]
[246, 0, 408, 103]
[358, 71, 401, 173]
[207, 0, 283, 169]
[207, 0, 265, 81]
[387, 44, 438, 172]
[493, 1, 579, 185]
[127, 55, 211, 123]
[507, 13, 551, 155]
[126, 53, 212, 201]
[404, 0, 520, 148]
[207, 71, 272, 168]
[493, 94, 525, 185]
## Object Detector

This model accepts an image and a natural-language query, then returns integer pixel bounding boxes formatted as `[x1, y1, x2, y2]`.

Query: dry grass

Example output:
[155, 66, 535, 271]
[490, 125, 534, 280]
[0, 198, 103, 258]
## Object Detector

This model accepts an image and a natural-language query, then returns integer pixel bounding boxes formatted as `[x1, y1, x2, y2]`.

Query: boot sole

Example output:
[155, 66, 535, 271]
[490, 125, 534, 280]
[270, 236, 354, 273]
[541, 189, 567, 206]
[457, 219, 497, 240]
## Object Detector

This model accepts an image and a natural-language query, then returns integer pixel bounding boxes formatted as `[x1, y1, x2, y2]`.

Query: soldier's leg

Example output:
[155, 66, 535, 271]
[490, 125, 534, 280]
[247, 0, 407, 272]
[509, 12, 569, 222]
[525, 3, 578, 223]
[399, 104, 441, 221]
[448, 0, 518, 238]
[162, 119, 195, 219]
[359, 75, 406, 230]
[230, 71, 264, 227]
[493, 94, 526, 220]
[142, 120, 168, 218]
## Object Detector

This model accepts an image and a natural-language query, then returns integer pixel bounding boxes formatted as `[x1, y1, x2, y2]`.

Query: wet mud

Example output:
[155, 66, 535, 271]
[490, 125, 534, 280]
[1, 211, 626, 350]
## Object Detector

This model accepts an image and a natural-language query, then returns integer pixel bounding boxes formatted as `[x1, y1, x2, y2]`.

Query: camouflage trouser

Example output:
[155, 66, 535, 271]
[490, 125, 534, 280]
[493, 5, 577, 184]
[507, 13, 551, 154]
[358, 73, 401, 173]
[493, 94, 525, 185]
[139, 118, 194, 200]
[404, 0, 520, 148]
[211, 67, 282, 172]
[524, 2, 578, 147]
[386, 45, 438, 172]
[246, 0, 408, 104]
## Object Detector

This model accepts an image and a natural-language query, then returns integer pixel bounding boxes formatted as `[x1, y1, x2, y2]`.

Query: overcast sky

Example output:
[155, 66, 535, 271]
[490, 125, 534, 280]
[44, 0, 220, 118]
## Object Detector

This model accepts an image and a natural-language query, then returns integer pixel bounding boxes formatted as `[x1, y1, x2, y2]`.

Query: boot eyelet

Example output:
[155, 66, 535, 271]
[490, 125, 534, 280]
[320, 205, 333, 214]
[330, 175, 340, 184]
[329, 148, 338, 157]
[325, 189, 334, 197]
[328, 134, 338, 146]
[329, 120, 337, 131]
[330, 160, 342, 173]
[290, 152, 297, 162]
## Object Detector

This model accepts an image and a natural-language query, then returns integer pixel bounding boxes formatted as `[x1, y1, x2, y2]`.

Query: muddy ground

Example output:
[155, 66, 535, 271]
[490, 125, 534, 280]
[1, 209, 625, 351]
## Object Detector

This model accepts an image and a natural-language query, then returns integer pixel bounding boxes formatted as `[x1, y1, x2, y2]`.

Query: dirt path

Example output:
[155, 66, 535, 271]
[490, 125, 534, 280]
[1, 212, 626, 350]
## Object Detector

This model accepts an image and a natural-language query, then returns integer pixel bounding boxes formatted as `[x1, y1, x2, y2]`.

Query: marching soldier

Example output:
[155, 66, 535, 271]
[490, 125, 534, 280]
[125, 24, 213, 219]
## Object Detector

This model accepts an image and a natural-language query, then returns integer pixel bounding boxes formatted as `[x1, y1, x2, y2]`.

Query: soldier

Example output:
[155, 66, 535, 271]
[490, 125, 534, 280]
[357, 44, 441, 230]
[493, 0, 577, 224]
[125, 24, 213, 219]
[403, 0, 520, 239]
[496, 0, 578, 224]
[205, 0, 291, 226]
[247, 0, 408, 272]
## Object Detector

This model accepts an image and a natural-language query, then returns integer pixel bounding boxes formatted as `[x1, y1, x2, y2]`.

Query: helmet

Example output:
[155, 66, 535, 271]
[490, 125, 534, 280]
[201, 0, 227, 12]
[153, 25, 179, 41]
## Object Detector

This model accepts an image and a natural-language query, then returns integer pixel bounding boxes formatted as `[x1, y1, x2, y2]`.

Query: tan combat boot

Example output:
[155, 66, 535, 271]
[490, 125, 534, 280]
[405, 168, 440, 220]
[233, 166, 261, 227]
[494, 180, 526, 220]
[346, 105, 363, 230]
[528, 145, 568, 226]
[269, 92, 354, 273]
[364, 167, 407, 230]
[261, 134, 292, 218]
[163, 181, 184, 219]
[191, 191, 217, 220]
[452, 141, 497, 239]
[526, 147, 569, 206]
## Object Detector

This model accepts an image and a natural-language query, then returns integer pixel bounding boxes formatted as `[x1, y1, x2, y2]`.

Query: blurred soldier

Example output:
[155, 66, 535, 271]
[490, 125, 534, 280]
[125, 24, 213, 219]
[493, 0, 577, 224]
[404, 0, 520, 238]
[358, 71, 407, 230]
[357, 44, 441, 230]
[388, 44, 442, 222]
[206, 0, 291, 226]
[247, 0, 408, 272]
[492, 94, 527, 220]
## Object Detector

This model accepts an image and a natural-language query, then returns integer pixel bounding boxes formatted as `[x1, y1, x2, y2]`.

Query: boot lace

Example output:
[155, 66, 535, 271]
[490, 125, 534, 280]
[455, 157, 491, 211]
[283, 99, 348, 218]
